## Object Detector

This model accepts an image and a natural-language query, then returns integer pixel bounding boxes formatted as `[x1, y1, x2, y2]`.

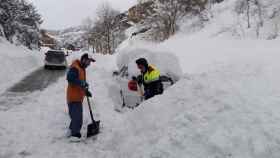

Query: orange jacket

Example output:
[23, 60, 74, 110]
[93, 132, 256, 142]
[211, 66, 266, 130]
[67, 60, 86, 103]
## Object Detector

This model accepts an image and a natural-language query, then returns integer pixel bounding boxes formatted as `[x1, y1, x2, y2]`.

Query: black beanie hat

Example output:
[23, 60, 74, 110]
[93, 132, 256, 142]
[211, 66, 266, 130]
[81, 53, 96, 62]
[136, 58, 148, 68]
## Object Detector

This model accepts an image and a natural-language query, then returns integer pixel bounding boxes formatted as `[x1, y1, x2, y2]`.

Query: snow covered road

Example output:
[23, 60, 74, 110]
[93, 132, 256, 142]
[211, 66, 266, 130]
[0, 54, 128, 158]
[0, 67, 65, 111]
[9, 68, 66, 93]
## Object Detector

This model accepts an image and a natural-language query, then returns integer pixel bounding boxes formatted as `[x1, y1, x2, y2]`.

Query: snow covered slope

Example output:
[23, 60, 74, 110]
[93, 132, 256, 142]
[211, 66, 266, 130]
[181, 0, 280, 39]
[113, 11, 280, 155]
[0, 38, 43, 93]
[113, 38, 280, 158]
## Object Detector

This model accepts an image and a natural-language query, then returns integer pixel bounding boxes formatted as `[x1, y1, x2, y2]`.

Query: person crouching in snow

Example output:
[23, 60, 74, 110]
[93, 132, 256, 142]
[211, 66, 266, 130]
[133, 58, 163, 100]
[66, 53, 95, 141]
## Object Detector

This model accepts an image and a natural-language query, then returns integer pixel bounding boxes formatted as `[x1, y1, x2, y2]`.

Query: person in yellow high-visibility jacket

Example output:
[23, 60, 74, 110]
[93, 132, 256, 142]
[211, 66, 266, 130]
[134, 58, 163, 100]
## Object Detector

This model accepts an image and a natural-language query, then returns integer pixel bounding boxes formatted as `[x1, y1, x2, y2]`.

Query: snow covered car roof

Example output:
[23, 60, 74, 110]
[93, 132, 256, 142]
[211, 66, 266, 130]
[46, 50, 65, 53]
[116, 48, 182, 82]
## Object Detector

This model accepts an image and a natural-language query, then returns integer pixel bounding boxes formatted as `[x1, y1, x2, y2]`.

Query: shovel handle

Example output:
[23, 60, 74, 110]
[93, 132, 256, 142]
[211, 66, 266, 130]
[84, 80, 98, 127]
[86, 96, 96, 123]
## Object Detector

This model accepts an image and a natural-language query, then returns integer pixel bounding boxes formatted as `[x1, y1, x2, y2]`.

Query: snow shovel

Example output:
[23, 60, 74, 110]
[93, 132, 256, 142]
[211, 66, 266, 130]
[86, 96, 100, 138]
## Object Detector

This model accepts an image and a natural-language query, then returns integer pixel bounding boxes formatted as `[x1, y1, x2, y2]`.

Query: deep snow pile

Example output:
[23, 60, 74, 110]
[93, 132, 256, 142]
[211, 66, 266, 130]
[118, 32, 280, 74]
[0, 38, 43, 93]
[112, 39, 280, 158]
[156, 37, 280, 73]
[114, 16, 280, 156]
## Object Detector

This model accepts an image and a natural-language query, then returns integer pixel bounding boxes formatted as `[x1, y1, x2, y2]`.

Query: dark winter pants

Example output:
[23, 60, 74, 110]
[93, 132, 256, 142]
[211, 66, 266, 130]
[144, 81, 163, 100]
[68, 102, 83, 136]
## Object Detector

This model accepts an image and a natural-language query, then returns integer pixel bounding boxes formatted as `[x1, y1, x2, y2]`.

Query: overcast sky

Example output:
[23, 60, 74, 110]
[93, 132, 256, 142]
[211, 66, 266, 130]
[29, 0, 137, 30]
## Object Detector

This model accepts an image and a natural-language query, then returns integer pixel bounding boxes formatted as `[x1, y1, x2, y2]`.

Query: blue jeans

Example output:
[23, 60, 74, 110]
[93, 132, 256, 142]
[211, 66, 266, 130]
[68, 102, 83, 136]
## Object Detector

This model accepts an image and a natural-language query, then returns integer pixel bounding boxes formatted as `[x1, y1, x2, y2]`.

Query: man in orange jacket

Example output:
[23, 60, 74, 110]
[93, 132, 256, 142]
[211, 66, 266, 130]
[66, 53, 95, 141]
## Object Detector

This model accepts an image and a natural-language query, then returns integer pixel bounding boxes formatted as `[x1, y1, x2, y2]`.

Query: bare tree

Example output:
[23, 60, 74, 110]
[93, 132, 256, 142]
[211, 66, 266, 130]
[88, 3, 120, 54]
[246, 0, 251, 28]
[0, 0, 42, 49]
[146, 0, 207, 41]
[235, 0, 264, 37]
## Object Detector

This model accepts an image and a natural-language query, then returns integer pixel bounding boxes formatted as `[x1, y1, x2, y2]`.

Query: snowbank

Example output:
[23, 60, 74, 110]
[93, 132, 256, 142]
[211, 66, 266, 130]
[114, 38, 280, 158]
[114, 24, 280, 157]
[120, 64, 280, 158]
[157, 37, 280, 73]
[0, 38, 43, 93]
[118, 33, 280, 75]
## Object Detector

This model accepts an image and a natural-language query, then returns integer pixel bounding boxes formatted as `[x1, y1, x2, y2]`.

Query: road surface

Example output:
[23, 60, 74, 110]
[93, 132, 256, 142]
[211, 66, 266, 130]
[0, 68, 66, 111]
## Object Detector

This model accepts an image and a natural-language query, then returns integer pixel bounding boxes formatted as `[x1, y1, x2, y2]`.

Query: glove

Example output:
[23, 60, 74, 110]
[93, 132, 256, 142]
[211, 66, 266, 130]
[132, 75, 142, 85]
[85, 90, 92, 97]
[132, 76, 137, 81]
[80, 81, 89, 89]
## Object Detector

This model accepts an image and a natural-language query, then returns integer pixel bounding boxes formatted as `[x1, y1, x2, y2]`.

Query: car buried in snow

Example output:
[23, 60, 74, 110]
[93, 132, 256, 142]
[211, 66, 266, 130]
[44, 50, 68, 69]
[112, 49, 182, 110]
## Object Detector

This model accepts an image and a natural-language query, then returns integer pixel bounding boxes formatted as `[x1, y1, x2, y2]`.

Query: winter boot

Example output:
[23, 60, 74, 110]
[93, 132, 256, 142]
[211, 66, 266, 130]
[69, 133, 82, 142]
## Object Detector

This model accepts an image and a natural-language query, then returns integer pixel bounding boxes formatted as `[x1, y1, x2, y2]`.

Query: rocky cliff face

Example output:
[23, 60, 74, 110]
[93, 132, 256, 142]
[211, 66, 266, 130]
[40, 30, 59, 49]
[127, 1, 154, 23]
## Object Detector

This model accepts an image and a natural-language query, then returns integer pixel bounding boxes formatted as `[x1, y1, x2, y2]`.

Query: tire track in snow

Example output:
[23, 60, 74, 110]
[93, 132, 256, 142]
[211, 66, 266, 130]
[0, 67, 65, 111]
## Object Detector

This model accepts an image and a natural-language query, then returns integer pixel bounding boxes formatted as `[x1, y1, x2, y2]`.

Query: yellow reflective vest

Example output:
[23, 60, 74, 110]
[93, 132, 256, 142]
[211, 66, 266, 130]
[143, 65, 160, 84]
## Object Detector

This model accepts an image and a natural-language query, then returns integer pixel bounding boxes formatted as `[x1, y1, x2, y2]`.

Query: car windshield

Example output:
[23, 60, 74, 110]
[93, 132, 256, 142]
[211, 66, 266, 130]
[45, 51, 65, 62]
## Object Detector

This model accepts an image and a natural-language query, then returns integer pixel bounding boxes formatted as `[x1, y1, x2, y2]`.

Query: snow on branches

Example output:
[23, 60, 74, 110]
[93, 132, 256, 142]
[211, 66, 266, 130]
[0, 0, 42, 49]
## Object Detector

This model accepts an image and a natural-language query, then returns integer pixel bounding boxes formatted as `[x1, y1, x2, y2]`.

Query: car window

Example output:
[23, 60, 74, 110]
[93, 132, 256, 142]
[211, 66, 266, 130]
[119, 66, 128, 77]
[45, 51, 65, 62]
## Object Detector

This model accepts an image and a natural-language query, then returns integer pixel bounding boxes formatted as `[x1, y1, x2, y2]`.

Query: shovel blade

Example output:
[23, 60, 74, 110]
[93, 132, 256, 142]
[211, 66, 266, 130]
[87, 120, 100, 138]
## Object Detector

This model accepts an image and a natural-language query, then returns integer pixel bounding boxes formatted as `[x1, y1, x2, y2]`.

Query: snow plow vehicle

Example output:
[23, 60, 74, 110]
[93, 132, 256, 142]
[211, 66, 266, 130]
[112, 49, 182, 111]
